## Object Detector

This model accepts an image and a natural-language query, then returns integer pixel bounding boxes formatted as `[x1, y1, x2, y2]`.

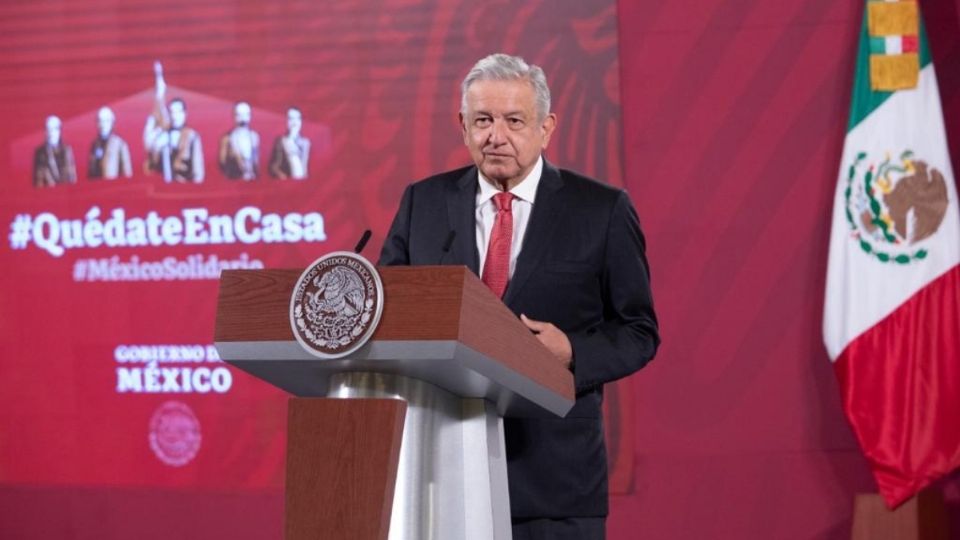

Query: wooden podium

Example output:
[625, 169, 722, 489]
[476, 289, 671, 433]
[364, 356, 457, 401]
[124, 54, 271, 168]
[214, 266, 575, 540]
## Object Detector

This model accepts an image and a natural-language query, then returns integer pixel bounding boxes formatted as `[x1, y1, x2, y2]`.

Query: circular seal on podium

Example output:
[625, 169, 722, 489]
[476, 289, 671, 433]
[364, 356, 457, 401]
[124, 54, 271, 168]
[289, 251, 384, 359]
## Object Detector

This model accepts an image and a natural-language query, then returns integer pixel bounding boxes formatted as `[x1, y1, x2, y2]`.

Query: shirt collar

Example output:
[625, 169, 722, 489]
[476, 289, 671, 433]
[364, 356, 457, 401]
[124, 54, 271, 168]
[477, 155, 543, 206]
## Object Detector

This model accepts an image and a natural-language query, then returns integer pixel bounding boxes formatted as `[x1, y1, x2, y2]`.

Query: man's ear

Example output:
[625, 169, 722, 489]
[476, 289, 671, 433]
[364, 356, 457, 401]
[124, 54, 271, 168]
[458, 112, 468, 144]
[541, 113, 558, 149]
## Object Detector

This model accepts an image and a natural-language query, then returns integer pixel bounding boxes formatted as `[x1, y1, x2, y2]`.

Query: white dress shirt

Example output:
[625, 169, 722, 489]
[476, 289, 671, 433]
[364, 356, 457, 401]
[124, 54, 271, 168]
[476, 156, 543, 278]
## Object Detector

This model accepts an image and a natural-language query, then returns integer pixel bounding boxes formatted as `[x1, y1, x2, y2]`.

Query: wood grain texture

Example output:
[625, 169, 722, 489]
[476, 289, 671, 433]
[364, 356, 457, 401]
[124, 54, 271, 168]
[374, 266, 465, 340]
[285, 398, 406, 540]
[215, 269, 300, 342]
[850, 491, 948, 540]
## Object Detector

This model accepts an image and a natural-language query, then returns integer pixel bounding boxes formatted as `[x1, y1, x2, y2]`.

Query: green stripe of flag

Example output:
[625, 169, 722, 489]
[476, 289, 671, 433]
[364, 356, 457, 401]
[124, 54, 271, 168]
[869, 36, 886, 54]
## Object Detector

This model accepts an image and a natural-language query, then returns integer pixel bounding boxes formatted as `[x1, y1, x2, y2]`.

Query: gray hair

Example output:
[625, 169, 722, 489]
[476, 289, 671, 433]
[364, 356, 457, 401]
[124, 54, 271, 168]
[460, 53, 551, 120]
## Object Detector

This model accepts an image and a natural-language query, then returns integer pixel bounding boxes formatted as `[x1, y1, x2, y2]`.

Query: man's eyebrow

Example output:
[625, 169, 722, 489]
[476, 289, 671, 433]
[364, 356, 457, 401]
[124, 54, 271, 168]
[471, 110, 527, 117]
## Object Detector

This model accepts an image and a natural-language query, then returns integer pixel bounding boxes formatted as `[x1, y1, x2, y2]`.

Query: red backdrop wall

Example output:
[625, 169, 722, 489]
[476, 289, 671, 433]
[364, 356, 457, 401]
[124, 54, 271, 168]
[616, 0, 960, 537]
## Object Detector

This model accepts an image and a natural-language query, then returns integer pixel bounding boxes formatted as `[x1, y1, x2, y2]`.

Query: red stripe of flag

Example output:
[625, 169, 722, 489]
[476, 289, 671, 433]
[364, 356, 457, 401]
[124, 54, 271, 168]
[902, 35, 919, 53]
[833, 264, 960, 507]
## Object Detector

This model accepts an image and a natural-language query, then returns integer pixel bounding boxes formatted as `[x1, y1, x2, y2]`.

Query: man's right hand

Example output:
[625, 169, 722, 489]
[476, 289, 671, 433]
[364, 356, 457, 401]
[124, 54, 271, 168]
[520, 314, 573, 370]
[154, 61, 166, 98]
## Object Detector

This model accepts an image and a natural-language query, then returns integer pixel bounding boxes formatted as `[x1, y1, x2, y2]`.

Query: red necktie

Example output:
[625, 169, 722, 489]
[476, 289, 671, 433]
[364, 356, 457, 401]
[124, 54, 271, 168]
[482, 192, 515, 298]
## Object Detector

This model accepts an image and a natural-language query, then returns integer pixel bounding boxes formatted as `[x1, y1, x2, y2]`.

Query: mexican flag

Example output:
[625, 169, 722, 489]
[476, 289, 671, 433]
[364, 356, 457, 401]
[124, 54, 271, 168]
[823, 0, 960, 507]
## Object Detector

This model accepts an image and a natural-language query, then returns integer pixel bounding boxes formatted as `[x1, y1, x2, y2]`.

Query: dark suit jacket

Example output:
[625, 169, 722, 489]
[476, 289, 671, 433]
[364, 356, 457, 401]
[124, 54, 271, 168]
[378, 159, 659, 518]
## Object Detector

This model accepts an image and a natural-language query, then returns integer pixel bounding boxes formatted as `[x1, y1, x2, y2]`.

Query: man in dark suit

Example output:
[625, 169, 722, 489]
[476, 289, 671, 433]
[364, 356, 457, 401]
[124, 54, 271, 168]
[379, 53, 659, 540]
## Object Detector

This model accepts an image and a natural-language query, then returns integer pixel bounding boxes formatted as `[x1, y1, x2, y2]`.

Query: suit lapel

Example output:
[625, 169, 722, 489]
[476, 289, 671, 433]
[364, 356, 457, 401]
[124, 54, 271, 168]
[503, 161, 567, 306]
[447, 167, 480, 274]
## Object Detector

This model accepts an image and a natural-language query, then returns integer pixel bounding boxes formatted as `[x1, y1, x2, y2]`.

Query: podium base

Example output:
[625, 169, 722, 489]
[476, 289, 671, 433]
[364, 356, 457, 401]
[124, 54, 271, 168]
[850, 490, 948, 540]
[285, 397, 406, 540]
[329, 372, 512, 540]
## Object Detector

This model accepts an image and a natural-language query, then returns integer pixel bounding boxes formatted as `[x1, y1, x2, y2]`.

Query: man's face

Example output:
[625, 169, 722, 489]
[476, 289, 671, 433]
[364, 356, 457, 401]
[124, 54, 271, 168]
[234, 102, 251, 127]
[460, 79, 556, 190]
[97, 108, 114, 138]
[287, 109, 302, 135]
[169, 101, 186, 129]
[45, 116, 61, 146]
